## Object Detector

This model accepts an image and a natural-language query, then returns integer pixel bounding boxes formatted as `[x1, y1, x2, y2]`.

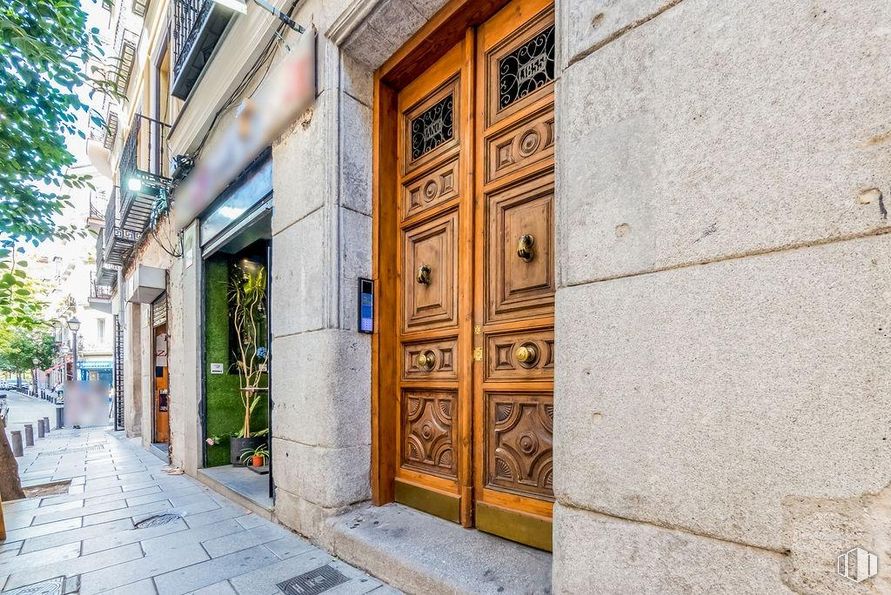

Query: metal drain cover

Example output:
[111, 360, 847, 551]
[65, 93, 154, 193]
[134, 513, 182, 528]
[277, 565, 349, 595]
[2, 576, 64, 595]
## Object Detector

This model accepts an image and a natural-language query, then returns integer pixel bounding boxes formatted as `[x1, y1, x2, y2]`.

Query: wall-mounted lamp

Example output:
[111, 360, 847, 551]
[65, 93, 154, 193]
[210, 0, 305, 33]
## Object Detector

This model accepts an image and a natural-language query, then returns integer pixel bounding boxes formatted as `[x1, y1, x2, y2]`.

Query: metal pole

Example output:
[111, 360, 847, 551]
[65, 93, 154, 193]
[72, 330, 78, 383]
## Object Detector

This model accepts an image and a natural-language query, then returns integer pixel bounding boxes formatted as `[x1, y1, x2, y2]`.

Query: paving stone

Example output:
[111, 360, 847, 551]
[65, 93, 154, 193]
[20, 518, 135, 554]
[3, 542, 143, 590]
[78, 540, 208, 594]
[93, 577, 157, 595]
[235, 512, 266, 530]
[0, 541, 81, 575]
[152, 544, 280, 595]
[190, 580, 238, 595]
[2, 498, 41, 513]
[82, 499, 170, 526]
[80, 518, 189, 555]
[182, 504, 250, 529]
[139, 518, 244, 555]
[3, 516, 82, 543]
[228, 549, 340, 595]
[31, 499, 127, 526]
[263, 535, 316, 560]
[201, 522, 291, 558]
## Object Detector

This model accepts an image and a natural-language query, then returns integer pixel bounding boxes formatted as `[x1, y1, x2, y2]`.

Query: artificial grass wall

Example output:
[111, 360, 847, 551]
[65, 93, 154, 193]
[204, 256, 269, 467]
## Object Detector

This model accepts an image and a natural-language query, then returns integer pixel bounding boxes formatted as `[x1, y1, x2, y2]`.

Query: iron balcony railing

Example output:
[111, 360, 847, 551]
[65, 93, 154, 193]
[171, 0, 234, 99]
[90, 273, 113, 301]
[119, 114, 172, 233]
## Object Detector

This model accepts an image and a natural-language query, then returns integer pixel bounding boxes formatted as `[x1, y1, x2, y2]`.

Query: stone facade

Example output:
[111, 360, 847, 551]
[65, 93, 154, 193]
[108, 0, 891, 592]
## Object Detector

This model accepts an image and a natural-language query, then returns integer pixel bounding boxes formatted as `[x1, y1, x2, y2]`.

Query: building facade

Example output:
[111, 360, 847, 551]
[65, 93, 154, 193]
[90, 0, 891, 592]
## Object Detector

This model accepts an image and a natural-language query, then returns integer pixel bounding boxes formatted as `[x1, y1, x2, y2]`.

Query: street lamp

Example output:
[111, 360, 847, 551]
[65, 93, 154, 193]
[67, 317, 81, 383]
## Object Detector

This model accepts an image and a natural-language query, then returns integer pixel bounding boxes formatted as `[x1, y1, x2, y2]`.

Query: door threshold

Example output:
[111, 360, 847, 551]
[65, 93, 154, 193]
[149, 442, 168, 462]
[197, 465, 273, 520]
[326, 503, 551, 594]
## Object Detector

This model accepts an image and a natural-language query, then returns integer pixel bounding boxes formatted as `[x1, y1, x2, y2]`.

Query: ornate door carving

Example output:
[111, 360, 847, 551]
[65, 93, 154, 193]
[473, 0, 555, 550]
[387, 0, 554, 549]
[394, 39, 474, 524]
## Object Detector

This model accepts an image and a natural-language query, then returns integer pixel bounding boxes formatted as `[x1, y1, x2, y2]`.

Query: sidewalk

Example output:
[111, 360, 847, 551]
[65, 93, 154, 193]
[0, 427, 398, 595]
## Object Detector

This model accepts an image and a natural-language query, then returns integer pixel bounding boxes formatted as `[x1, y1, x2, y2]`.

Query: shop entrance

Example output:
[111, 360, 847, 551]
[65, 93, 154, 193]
[199, 158, 274, 507]
[373, 0, 555, 550]
[151, 293, 170, 453]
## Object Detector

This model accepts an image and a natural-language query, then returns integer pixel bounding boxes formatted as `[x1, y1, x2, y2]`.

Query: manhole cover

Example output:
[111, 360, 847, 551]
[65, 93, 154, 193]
[2, 576, 64, 595]
[134, 513, 182, 528]
[277, 565, 349, 595]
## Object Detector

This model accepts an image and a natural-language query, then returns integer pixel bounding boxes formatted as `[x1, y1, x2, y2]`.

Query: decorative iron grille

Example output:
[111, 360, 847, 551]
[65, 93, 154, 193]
[172, 0, 211, 79]
[114, 315, 125, 431]
[119, 114, 171, 232]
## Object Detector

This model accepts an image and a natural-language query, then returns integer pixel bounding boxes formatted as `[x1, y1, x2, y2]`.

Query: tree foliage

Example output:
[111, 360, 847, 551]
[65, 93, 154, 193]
[0, 328, 57, 374]
[0, 1, 101, 327]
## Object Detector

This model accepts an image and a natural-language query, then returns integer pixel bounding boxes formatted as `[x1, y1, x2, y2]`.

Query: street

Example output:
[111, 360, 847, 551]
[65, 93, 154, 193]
[0, 426, 396, 594]
[2, 390, 59, 434]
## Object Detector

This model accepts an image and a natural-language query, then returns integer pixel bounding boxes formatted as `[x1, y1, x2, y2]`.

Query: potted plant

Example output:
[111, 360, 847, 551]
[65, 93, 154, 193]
[240, 443, 269, 468]
[228, 262, 270, 465]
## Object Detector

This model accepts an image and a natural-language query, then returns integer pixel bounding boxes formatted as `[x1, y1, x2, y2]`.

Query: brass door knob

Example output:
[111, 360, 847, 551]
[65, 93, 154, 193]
[417, 350, 436, 370]
[515, 343, 539, 367]
[417, 264, 432, 285]
[517, 234, 535, 262]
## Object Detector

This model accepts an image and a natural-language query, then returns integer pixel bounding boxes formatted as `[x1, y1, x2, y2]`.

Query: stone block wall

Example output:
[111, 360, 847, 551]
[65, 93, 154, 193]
[268, 0, 376, 540]
[553, 0, 891, 592]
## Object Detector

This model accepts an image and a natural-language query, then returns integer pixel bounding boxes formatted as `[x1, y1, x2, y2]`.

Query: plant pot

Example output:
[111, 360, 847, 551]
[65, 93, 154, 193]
[251, 455, 264, 467]
[230, 436, 265, 466]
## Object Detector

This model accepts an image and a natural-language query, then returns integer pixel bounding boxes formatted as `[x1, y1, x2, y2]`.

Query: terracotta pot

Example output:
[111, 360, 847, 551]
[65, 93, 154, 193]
[251, 455, 264, 467]
[230, 436, 264, 466]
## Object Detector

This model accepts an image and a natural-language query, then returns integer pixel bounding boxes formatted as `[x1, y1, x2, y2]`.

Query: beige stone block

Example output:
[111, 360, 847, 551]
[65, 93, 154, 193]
[558, 0, 891, 286]
[271, 329, 370, 448]
[553, 504, 791, 594]
[559, 0, 680, 69]
[340, 94, 373, 216]
[271, 437, 370, 509]
[270, 208, 329, 337]
[339, 209, 372, 331]
[271, 91, 332, 235]
[555, 234, 891, 552]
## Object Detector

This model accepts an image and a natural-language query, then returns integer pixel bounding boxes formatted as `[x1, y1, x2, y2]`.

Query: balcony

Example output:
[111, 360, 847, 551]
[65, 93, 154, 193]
[87, 191, 107, 231]
[100, 187, 138, 279]
[89, 273, 114, 313]
[119, 114, 172, 234]
[112, 29, 139, 96]
[171, 0, 236, 100]
[132, 0, 151, 17]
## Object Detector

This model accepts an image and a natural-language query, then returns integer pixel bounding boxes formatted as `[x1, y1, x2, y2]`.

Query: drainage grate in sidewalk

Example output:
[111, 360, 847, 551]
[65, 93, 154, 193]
[276, 565, 349, 595]
[134, 513, 182, 528]
[1, 575, 74, 595]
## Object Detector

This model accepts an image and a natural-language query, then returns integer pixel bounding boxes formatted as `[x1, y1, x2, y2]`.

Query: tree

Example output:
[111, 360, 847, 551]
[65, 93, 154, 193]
[0, 1, 103, 328]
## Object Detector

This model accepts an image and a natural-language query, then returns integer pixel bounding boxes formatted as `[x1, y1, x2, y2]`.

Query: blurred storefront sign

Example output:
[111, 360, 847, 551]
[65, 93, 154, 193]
[175, 29, 316, 229]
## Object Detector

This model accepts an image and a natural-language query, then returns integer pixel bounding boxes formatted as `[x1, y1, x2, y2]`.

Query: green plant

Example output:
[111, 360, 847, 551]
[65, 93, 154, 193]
[228, 262, 268, 439]
[239, 443, 269, 466]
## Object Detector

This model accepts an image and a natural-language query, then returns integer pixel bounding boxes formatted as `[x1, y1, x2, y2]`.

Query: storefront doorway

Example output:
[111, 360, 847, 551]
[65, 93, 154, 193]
[151, 293, 170, 455]
[199, 155, 274, 507]
[373, 0, 555, 550]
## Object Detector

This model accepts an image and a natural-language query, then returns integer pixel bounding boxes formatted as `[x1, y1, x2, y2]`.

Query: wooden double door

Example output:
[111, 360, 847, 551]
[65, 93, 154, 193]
[385, 0, 555, 550]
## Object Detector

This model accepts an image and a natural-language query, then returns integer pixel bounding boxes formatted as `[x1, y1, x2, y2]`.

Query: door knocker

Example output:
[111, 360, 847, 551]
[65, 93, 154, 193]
[515, 342, 539, 368]
[417, 350, 436, 371]
[517, 234, 535, 262]
[417, 264, 432, 285]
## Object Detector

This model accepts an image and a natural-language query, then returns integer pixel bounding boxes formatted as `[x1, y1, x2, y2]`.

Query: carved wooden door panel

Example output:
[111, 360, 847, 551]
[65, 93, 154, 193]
[473, 0, 556, 550]
[394, 37, 475, 524]
[387, 0, 554, 549]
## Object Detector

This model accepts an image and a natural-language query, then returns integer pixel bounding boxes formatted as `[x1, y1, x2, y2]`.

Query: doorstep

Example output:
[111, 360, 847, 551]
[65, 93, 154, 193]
[197, 465, 274, 521]
[326, 503, 552, 595]
[149, 442, 168, 462]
